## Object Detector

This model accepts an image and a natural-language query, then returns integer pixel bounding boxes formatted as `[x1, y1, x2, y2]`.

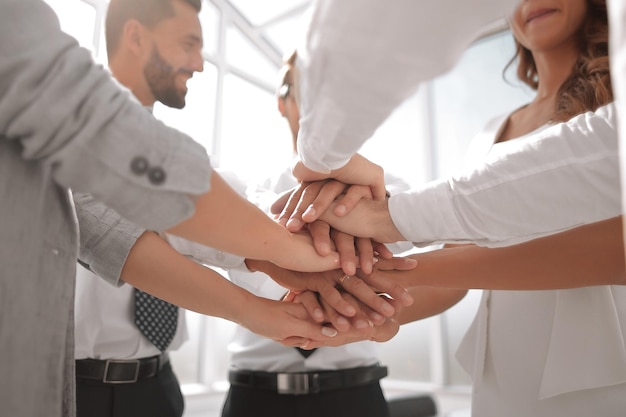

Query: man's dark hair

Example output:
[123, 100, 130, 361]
[105, 0, 201, 58]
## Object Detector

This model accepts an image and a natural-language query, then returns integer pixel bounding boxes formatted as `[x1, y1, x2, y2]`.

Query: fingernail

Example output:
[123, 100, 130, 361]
[370, 312, 384, 322]
[303, 205, 316, 219]
[344, 262, 356, 276]
[382, 303, 395, 316]
[322, 327, 337, 337]
[318, 243, 330, 255]
[335, 205, 346, 216]
[337, 316, 350, 328]
[405, 258, 418, 266]
[402, 291, 414, 305]
[355, 320, 369, 329]
[286, 218, 301, 230]
[344, 305, 356, 316]
[314, 308, 324, 321]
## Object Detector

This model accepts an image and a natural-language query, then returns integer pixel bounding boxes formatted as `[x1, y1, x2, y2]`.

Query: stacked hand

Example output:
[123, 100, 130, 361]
[253, 153, 416, 347]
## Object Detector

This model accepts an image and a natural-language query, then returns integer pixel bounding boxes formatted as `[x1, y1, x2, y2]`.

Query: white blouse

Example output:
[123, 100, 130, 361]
[454, 110, 626, 416]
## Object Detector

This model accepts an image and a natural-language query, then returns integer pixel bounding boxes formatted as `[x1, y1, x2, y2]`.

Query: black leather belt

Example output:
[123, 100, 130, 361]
[229, 364, 388, 395]
[75, 353, 169, 384]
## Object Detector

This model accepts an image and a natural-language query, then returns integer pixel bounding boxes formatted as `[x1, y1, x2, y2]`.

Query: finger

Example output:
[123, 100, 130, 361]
[286, 181, 326, 231]
[375, 256, 418, 271]
[293, 291, 325, 322]
[308, 220, 333, 256]
[300, 180, 348, 223]
[359, 270, 414, 307]
[332, 184, 373, 217]
[319, 292, 354, 332]
[331, 229, 358, 276]
[373, 241, 394, 259]
[314, 279, 358, 318]
[276, 183, 307, 228]
[270, 189, 293, 215]
[355, 237, 375, 274]
[279, 336, 310, 347]
[338, 274, 397, 318]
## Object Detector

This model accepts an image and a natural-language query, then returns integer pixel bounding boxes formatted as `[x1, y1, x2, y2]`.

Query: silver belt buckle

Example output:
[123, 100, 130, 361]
[103, 359, 141, 384]
[277, 372, 318, 395]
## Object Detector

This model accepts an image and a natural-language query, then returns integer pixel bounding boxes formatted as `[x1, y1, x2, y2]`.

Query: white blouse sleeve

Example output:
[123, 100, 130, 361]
[389, 103, 621, 247]
[297, 0, 515, 172]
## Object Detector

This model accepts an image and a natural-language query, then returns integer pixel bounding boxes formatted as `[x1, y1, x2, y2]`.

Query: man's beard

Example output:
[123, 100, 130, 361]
[144, 45, 192, 109]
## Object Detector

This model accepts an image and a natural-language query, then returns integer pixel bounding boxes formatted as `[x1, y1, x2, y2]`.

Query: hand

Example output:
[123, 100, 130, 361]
[247, 259, 414, 320]
[301, 293, 403, 349]
[318, 197, 406, 243]
[307, 220, 389, 275]
[238, 295, 338, 346]
[269, 229, 341, 272]
[292, 153, 386, 201]
[275, 179, 375, 232]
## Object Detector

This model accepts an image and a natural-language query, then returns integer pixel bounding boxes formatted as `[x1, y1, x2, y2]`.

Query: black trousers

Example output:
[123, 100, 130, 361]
[221, 381, 390, 417]
[76, 362, 184, 417]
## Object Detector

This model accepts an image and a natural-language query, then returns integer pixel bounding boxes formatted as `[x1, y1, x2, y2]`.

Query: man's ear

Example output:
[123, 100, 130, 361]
[122, 19, 147, 56]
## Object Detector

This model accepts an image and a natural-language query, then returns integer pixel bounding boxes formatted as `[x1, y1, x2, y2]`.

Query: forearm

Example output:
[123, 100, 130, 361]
[121, 231, 254, 323]
[168, 171, 338, 272]
[392, 217, 625, 290]
[397, 288, 467, 324]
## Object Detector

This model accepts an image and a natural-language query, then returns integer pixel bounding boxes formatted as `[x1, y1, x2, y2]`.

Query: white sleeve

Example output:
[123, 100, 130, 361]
[389, 103, 622, 247]
[297, 0, 516, 173]
[607, 0, 626, 221]
[162, 234, 248, 271]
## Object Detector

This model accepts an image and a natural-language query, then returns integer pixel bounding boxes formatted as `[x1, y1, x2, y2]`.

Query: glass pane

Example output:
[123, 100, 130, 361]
[360, 88, 432, 188]
[218, 73, 293, 183]
[379, 318, 433, 382]
[153, 63, 218, 151]
[225, 26, 279, 83]
[430, 30, 534, 178]
[44, 0, 96, 51]
[200, 0, 221, 57]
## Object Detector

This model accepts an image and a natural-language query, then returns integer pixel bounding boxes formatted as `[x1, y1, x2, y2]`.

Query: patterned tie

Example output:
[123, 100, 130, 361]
[134, 289, 178, 352]
[295, 347, 317, 358]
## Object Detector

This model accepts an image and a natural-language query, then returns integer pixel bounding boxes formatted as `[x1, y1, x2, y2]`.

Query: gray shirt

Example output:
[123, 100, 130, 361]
[0, 1, 212, 415]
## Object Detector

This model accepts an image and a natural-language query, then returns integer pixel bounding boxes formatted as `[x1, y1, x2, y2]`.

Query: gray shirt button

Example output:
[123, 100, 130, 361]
[130, 156, 149, 175]
[148, 167, 166, 185]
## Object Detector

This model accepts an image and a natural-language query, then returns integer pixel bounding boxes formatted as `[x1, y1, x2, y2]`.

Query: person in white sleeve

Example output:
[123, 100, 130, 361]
[280, 0, 624, 256]
[304, 1, 626, 415]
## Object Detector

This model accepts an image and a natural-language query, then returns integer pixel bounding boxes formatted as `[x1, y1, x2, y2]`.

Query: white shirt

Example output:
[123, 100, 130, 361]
[74, 237, 246, 360]
[454, 112, 626, 416]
